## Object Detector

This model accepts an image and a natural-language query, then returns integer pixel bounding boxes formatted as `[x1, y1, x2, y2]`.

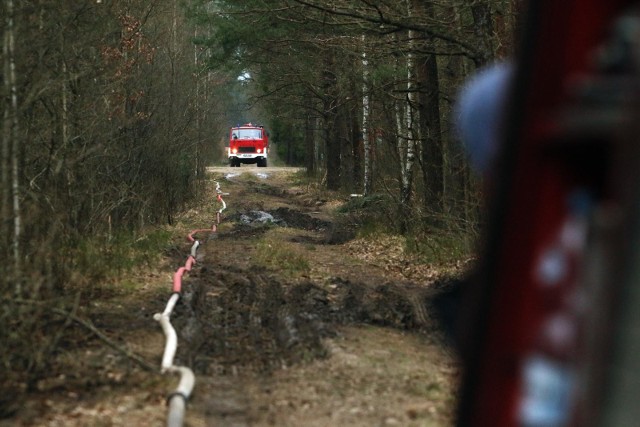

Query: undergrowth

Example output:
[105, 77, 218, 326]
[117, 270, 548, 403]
[404, 230, 476, 265]
[73, 228, 172, 285]
[255, 234, 310, 275]
[337, 192, 478, 264]
[0, 224, 176, 417]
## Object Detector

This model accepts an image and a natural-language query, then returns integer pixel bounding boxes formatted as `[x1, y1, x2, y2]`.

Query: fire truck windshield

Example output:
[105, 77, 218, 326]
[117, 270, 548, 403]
[235, 129, 262, 139]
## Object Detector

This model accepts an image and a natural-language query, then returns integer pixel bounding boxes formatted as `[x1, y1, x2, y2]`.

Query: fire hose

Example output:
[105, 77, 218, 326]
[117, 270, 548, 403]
[153, 181, 228, 426]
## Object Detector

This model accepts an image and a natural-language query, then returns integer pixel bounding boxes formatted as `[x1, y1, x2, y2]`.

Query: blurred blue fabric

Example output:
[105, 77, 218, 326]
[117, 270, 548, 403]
[455, 62, 513, 174]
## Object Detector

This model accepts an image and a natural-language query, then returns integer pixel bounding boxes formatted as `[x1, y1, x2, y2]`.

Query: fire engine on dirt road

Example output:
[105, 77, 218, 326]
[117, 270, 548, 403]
[228, 123, 269, 167]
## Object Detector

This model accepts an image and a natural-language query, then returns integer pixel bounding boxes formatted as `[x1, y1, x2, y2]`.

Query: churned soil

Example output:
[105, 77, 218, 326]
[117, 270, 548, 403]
[4, 167, 464, 427]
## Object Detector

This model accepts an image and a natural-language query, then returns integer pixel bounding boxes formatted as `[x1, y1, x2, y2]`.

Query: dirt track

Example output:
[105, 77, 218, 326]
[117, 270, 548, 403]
[206, 165, 304, 175]
[8, 169, 461, 427]
[179, 170, 461, 426]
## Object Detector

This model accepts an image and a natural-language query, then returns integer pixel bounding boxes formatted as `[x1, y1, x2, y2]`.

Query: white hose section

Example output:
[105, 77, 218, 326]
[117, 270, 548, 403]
[216, 181, 229, 214]
[169, 366, 196, 401]
[153, 182, 226, 426]
[154, 312, 178, 372]
[215, 181, 229, 196]
[163, 292, 181, 317]
[167, 396, 186, 427]
[154, 296, 196, 426]
[166, 366, 196, 427]
[190, 240, 200, 258]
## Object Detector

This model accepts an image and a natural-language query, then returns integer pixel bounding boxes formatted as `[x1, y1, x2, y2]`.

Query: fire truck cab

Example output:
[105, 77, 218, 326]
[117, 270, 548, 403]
[228, 123, 269, 167]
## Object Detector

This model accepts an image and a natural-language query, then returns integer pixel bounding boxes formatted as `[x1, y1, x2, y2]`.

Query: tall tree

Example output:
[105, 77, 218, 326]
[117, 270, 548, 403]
[186, 0, 519, 231]
[416, 1, 444, 219]
[361, 35, 373, 195]
[2, 0, 20, 275]
[0, 0, 227, 400]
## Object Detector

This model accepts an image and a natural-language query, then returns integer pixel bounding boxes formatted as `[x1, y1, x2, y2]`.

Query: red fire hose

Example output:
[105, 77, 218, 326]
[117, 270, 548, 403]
[154, 181, 228, 426]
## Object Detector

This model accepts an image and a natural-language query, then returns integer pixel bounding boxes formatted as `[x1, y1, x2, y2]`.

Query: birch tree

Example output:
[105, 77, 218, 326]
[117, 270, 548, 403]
[361, 34, 372, 195]
[0, 0, 233, 403]
[187, 0, 519, 231]
[393, 0, 419, 230]
[2, 0, 20, 276]
[1, 1, 11, 263]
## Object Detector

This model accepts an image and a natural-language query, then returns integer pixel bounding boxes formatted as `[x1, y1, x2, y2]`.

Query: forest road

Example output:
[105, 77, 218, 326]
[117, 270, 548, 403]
[181, 169, 460, 426]
[206, 165, 304, 175]
[12, 170, 461, 427]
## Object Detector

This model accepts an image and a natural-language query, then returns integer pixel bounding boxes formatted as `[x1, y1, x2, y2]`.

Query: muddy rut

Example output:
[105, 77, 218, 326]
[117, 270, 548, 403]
[164, 171, 461, 426]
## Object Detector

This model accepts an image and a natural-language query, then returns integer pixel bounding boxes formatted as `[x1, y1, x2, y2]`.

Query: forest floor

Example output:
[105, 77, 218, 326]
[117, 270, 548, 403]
[4, 167, 468, 427]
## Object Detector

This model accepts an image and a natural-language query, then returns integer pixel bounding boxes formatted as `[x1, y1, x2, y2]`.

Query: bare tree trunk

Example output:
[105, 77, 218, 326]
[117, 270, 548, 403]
[60, 30, 73, 215]
[417, 2, 444, 220]
[194, 26, 200, 186]
[350, 100, 361, 192]
[394, 47, 407, 190]
[314, 115, 322, 177]
[361, 35, 372, 195]
[325, 110, 341, 190]
[405, 26, 418, 185]
[4, 0, 21, 276]
[172, 0, 178, 54]
[323, 55, 341, 190]
[472, 0, 495, 66]
[394, 61, 415, 210]
[442, 4, 479, 227]
[2, 8, 10, 248]
[395, 1, 418, 231]
[305, 113, 315, 175]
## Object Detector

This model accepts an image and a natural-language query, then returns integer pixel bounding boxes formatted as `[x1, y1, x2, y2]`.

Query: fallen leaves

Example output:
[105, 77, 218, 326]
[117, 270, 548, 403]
[344, 234, 471, 283]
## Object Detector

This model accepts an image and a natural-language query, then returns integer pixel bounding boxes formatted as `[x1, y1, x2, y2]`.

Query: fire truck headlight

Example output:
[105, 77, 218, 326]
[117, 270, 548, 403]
[232, 148, 238, 154]
[257, 148, 262, 153]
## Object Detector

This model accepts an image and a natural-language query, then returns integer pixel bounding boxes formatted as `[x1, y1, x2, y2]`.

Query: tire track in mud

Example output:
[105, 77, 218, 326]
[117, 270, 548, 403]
[171, 176, 458, 425]
[173, 270, 452, 425]
[177, 206, 444, 365]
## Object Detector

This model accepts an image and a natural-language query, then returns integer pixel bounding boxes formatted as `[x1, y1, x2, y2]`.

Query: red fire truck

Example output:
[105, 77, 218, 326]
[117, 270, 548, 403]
[228, 123, 269, 167]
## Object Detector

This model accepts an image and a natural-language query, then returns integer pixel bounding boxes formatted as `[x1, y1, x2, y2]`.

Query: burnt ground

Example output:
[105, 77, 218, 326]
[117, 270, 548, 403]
[4, 169, 464, 427]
